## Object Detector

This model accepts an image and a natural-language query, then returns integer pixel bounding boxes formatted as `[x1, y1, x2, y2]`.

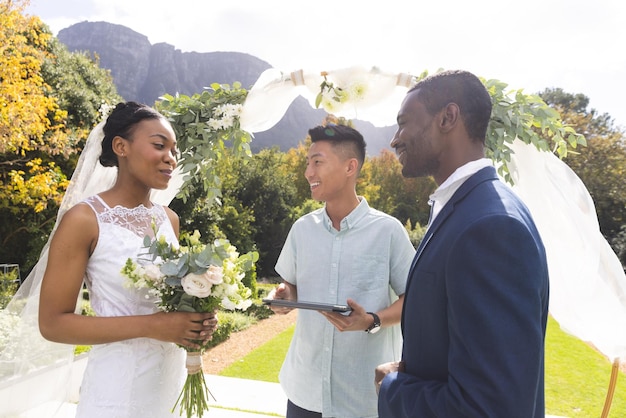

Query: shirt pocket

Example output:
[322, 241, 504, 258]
[351, 254, 388, 292]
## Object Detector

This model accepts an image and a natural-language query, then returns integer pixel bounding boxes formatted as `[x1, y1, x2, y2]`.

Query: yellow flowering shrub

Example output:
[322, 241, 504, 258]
[0, 0, 72, 213]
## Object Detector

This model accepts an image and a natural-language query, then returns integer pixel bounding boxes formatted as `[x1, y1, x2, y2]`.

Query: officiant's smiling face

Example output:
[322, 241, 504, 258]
[114, 117, 178, 190]
[305, 140, 353, 203]
[304, 124, 364, 205]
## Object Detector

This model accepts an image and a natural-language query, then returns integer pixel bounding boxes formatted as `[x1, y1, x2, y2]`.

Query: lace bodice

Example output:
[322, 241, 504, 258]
[93, 199, 168, 238]
[82, 195, 178, 317]
[76, 195, 185, 418]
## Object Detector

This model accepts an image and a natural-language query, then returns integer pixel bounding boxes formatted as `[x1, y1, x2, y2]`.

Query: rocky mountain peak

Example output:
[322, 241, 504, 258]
[57, 21, 394, 154]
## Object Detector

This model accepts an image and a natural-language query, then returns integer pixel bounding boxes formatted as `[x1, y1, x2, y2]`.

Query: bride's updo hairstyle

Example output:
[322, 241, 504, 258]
[99, 101, 165, 167]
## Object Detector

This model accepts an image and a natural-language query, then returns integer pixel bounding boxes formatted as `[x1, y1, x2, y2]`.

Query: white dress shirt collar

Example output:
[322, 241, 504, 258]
[428, 158, 493, 225]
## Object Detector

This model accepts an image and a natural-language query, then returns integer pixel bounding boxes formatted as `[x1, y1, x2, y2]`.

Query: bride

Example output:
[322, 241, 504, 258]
[2, 102, 218, 417]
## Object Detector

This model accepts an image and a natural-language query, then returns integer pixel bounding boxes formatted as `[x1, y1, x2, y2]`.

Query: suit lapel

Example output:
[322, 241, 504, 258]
[407, 204, 450, 278]
[406, 167, 498, 279]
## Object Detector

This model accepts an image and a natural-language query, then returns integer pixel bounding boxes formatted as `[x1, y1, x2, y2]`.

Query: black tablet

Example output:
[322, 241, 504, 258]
[262, 299, 351, 312]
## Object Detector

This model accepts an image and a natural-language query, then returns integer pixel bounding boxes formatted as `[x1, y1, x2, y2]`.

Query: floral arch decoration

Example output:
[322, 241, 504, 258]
[154, 66, 585, 205]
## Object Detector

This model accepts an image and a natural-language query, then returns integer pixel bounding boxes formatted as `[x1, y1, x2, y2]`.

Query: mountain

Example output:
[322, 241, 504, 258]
[57, 21, 396, 155]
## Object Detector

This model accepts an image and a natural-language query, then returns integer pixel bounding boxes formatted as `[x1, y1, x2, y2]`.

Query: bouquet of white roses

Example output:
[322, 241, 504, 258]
[122, 227, 257, 418]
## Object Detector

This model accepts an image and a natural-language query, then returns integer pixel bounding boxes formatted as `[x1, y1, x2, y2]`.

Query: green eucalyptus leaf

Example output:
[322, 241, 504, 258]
[161, 261, 179, 276]
[164, 276, 181, 287]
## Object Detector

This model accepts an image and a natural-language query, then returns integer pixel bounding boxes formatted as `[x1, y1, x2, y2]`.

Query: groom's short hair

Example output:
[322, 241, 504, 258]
[410, 70, 492, 144]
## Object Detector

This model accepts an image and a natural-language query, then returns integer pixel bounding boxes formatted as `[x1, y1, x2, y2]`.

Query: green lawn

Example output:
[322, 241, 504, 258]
[545, 316, 625, 417]
[219, 324, 294, 382]
[220, 316, 625, 418]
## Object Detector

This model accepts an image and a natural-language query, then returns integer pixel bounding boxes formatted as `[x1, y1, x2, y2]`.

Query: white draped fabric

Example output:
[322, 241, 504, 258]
[506, 140, 626, 362]
[1, 66, 624, 416]
[239, 66, 412, 131]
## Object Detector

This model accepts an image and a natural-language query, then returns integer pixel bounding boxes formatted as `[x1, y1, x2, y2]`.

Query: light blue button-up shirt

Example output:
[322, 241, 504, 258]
[275, 197, 416, 417]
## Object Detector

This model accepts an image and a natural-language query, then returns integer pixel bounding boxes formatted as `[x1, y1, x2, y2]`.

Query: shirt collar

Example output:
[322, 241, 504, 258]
[322, 197, 370, 232]
[429, 158, 493, 223]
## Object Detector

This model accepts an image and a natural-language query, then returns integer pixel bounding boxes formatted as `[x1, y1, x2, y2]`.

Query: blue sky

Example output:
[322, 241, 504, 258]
[26, 0, 626, 129]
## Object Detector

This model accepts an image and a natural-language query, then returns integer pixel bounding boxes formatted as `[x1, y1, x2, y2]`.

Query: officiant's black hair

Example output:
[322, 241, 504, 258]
[99, 101, 165, 167]
[308, 124, 366, 169]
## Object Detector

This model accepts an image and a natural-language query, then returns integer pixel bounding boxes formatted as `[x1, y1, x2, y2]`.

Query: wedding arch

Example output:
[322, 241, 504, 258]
[158, 65, 624, 357]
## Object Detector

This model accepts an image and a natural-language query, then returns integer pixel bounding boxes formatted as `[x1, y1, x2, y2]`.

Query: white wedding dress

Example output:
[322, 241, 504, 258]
[75, 195, 186, 418]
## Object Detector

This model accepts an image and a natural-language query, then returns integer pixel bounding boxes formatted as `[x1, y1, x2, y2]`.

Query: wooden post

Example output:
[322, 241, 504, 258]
[600, 358, 621, 418]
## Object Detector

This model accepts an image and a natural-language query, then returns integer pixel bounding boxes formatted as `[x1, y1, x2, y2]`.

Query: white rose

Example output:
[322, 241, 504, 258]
[181, 274, 212, 298]
[205, 265, 224, 285]
[181, 266, 223, 298]
[143, 264, 164, 283]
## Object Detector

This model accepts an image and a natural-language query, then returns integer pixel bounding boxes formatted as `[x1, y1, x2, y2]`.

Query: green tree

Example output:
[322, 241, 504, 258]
[282, 141, 311, 204]
[222, 148, 299, 277]
[41, 36, 122, 133]
[171, 147, 299, 278]
[358, 149, 435, 227]
[170, 156, 257, 259]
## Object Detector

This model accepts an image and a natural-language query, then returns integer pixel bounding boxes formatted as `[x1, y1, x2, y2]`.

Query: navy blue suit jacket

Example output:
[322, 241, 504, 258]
[379, 166, 549, 417]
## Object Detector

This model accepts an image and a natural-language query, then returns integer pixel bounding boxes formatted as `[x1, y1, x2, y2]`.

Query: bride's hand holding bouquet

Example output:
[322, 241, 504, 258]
[122, 225, 257, 418]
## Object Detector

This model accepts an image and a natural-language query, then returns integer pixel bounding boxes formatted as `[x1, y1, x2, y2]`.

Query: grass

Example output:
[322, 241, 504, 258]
[220, 316, 625, 418]
[545, 316, 625, 417]
[218, 324, 294, 382]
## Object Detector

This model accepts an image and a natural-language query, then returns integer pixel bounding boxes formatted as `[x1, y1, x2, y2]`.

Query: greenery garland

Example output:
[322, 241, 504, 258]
[156, 72, 586, 202]
[483, 77, 586, 183]
[156, 82, 251, 204]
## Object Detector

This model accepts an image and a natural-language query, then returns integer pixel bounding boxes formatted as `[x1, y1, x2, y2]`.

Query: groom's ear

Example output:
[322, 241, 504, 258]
[439, 103, 460, 133]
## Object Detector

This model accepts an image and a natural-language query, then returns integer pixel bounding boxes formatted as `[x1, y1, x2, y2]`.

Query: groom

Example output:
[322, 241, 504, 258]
[375, 70, 549, 417]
